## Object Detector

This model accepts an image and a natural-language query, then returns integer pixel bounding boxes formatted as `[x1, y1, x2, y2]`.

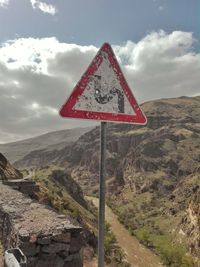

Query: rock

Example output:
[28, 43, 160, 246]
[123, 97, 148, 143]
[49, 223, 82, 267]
[180, 187, 200, 257]
[19, 229, 30, 242]
[37, 236, 51, 245]
[52, 233, 71, 243]
[69, 235, 83, 253]
[64, 253, 83, 267]
[20, 242, 40, 256]
[0, 152, 22, 180]
[36, 255, 65, 267]
[42, 243, 70, 254]
[48, 170, 87, 208]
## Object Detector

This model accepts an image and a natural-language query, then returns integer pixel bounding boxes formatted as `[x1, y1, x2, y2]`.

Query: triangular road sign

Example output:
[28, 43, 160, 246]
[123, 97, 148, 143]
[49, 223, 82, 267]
[60, 43, 147, 124]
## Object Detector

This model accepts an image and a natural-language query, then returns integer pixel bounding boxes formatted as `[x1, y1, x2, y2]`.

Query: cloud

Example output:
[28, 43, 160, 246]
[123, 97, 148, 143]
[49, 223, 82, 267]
[0, 31, 199, 143]
[0, 0, 9, 8]
[152, 0, 166, 11]
[114, 31, 199, 101]
[159, 5, 165, 11]
[30, 0, 57, 15]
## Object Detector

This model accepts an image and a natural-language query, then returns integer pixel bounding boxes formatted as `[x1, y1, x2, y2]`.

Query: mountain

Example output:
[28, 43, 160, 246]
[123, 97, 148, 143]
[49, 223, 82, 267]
[0, 126, 94, 163]
[5, 95, 200, 266]
[14, 96, 200, 178]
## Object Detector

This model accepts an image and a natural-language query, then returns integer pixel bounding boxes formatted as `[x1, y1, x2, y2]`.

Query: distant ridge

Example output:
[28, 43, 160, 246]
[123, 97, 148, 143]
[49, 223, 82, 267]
[0, 126, 94, 163]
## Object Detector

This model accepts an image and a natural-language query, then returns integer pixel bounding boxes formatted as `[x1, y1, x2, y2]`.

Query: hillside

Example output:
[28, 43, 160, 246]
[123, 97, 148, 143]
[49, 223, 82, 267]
[14, 96, 200, 171]
[0, 126, 93, 163]
[5, 95, 200, 266]
[32, 166, 97, 248]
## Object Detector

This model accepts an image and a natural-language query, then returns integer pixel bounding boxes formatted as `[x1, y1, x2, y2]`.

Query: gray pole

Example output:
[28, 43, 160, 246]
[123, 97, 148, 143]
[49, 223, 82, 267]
[98, 121, 106, 267]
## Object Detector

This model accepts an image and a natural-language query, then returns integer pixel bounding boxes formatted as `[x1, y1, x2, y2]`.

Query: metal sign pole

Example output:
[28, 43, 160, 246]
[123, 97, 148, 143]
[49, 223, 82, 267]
[98, 121, 106, 267]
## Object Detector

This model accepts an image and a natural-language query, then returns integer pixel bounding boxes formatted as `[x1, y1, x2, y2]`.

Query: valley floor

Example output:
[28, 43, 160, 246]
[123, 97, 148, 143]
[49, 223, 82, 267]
[88, 197, 165, 267]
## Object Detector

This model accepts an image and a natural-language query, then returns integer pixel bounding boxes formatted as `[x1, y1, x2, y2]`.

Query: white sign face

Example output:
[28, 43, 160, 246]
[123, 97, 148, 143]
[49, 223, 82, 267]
[73, 52, 135, 115]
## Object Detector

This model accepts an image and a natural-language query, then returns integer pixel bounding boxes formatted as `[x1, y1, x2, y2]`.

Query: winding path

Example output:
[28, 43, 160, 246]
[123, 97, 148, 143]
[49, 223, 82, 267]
[87, 197, 165, 267]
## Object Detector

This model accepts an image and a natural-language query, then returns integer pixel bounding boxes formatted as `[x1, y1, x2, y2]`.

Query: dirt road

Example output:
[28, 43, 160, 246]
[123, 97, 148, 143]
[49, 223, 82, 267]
[88, 197, 164, 267]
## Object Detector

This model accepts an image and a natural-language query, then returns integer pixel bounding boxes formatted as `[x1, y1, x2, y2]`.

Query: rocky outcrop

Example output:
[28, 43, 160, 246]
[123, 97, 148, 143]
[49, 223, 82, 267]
[48, 170, 87, 209]
[181, 186, 200, 258]
[0, 184, 83, 267]
[0, 152, 22, 180]
[0, 152, 38, 198]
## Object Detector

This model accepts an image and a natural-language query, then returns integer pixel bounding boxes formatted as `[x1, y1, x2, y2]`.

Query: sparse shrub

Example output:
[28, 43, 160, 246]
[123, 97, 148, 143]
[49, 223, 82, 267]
[104, 224, 131, 266]
[135, 227, 196, 267]
[57, 189, 63, 197]
[71, 208, 81, 218]
[105, 224, 117, 261]
[180, 255, 195, 267]
[135, 227, 152, 247]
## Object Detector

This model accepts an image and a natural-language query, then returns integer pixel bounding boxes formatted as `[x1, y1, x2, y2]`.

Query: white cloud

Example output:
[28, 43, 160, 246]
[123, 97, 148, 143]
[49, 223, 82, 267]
[0, 37, 96, 74]
[159, 5, 165, 11]
[0, 0, 9, 8]
[30, 0, 57, 15]
[0, 31, 199, 143]
[152, 0, 166, 11]
[115, 31, 200, 101]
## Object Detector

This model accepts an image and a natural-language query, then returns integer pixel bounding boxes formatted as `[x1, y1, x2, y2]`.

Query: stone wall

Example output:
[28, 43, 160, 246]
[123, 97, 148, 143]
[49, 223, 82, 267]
[2, 178, 39, 198]
[0, 184, 83, 267]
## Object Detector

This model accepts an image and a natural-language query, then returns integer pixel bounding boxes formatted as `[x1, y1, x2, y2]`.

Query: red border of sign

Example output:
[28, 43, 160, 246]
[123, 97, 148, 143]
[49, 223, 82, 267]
[59, 43, 147, 125]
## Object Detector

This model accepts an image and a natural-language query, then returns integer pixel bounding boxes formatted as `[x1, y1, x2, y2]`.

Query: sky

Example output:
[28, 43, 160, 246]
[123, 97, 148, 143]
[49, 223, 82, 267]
[0, 0, 199, 143]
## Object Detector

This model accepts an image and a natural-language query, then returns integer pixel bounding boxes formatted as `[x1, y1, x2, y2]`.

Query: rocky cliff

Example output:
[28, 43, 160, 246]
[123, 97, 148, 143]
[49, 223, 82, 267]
[0, 152, 22, 180]
[48, 169, 87, 209]
[181, 177, 200, 258]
